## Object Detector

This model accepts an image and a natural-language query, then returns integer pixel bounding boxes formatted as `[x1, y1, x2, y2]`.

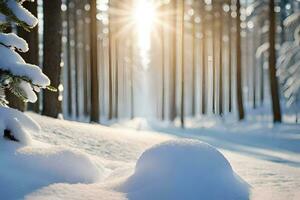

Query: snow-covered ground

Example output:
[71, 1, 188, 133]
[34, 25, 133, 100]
[1, 113, 300, 200]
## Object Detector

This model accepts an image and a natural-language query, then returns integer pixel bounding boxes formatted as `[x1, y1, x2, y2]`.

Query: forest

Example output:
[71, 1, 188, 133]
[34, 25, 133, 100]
[4, 0, 299, 125]
[0, 0, 300, 200]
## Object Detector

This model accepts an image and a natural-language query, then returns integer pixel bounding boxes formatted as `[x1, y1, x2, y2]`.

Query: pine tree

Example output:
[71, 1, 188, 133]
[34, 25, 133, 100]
[0, 0, 53, 142]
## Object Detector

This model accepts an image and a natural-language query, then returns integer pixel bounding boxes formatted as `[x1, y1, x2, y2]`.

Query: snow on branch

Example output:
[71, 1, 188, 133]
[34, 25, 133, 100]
[6, 0, 38, 27]
[284, 13, 300, 28]
[0, 0, 38, 30]
[0, 45, 50, 87]
[0, 33, 28, 52]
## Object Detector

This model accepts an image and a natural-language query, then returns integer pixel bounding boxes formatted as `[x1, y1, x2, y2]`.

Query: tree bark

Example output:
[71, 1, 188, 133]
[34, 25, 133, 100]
[236, 0, 245, 120]
[180, 0, 185, 128]
[201, 5, 207, 115]
[108, 0, 113, 120]
[219, 5, 223, 115]
[191, 2, 196, 116]
[89, 0, 100, 122]
[66, 0, 72, 117]
[268, 0, 282, 123]
[73, 0, 79, 118]
[42, 0, 62, 118]
[169, 0, 177, 121]
[160, 4, 165, 120]
[228, 7, 232, 113]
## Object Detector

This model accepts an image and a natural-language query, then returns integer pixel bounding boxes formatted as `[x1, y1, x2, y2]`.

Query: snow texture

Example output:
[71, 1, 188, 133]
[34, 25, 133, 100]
[0, 106, 40, 144]
[0, 45, 50, 87]
[0, 140, 103, 200]
[6, 0, 38, 28]
[0, 33, 29, 52]
[284, 12, 300, 27]
[19, 80, 38, 102]
[119, 139, 249, 200]
[1, 114, 300, 200]
[0, 13, 7, 23]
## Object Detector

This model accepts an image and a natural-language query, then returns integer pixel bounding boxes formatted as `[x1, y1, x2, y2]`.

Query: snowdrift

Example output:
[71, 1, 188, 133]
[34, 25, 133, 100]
[0, 106, 40, 144]
[119, 139, 249, 200]
[0, 140, 103, 200]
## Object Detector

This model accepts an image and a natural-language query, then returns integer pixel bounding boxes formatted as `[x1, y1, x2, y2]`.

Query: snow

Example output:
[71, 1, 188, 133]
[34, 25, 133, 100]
[284, 12, 300, 27]
[0, 106, 40, 144]
[119, 139, 249, 200]
[19, 80, 38, 102]
[0, 45, 50, 87]
[0, 141, 103, 200]
[6, 0, 38, 28]
[0, 13, 7, 23]
[0, 33, 29, 52]
[1, 113, 300, 200]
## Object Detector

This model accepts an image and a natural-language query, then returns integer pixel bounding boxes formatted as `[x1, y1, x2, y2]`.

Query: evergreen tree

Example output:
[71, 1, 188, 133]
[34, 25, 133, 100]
[0, 0, 53, 142]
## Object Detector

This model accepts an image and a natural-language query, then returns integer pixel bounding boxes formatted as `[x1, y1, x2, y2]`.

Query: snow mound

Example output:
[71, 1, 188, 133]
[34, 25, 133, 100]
[119, 139, 249, 200]
[0, 141, 103, 200]
[0, 106, 40, 144]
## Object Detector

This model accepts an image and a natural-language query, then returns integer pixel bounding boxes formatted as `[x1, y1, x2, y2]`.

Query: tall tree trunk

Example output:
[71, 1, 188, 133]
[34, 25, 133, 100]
[161, 20, 165, 120]
[73, 0, 79, 118]
[169, 0, 177, 121]
[89, 0, 100, 122]
[66, 0, 72, 116]
[228, 7, 232, 113]
[180, 0, 185, 128]
[268, 0, 282, 123]
[201, 6, 207, 115]
[212, 7, 216, 114]
[236, 0, 245, 120]
[191, 3, 196, 116]
[114, 38, 119, 119]
[108, 0, 113, 120]
[219, 5, 223, 115]
[17, 1, 39, 112]
[42, 0, 62, 118]
[130, 32, 134, 119]
[83, 0, 90, 116]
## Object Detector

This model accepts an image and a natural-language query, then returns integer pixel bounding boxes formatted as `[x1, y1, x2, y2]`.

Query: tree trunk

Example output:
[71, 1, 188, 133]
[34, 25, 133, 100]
[160, 4, 165, 121]
[180, 0, 185, 128]
[66, 0, 72, 116]
[89, 0, 100, 122]
[212, 8, 216, 114]
[201, 6, 207, 115]
[228, 7, 232, 113]
[219, 5, 223, 115]
[236, 0, 245, 120]
[108, 0, 113, 120]
[114, 38, 119, 119]
[191, 3, 196, 116]
[83, 0, 90, 116]
[268, 0, 282, 123]
[73, 0, 79, 118]
[42, 0, 62, 118]
[169, 0, 177, 121]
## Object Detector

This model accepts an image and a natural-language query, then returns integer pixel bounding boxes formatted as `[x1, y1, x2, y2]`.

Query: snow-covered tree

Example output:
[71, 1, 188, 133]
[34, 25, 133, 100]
[0, 0, 53, 143]
[277, 26, 300, 121]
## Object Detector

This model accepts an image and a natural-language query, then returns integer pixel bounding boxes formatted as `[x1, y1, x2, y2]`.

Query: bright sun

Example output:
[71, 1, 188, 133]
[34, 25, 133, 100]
[132, 0, 156, 69]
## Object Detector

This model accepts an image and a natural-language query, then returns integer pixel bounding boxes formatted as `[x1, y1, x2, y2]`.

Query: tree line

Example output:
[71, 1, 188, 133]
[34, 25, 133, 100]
[7, 0, 300, 125]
